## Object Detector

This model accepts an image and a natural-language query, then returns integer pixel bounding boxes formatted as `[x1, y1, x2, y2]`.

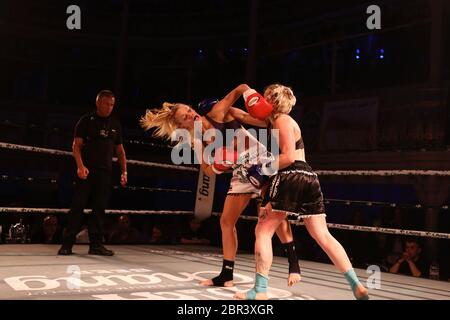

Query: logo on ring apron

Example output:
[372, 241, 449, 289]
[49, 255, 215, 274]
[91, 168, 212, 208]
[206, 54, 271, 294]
[194, 169, 216, 221]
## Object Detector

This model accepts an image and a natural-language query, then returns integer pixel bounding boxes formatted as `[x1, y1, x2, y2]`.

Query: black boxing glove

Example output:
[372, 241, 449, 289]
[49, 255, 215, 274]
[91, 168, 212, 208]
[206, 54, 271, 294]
[197, 98, 219, 116]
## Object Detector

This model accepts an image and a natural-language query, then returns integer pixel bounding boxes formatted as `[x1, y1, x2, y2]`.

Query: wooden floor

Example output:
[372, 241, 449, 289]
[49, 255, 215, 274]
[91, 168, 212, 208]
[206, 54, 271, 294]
[0, 244, 448, 300]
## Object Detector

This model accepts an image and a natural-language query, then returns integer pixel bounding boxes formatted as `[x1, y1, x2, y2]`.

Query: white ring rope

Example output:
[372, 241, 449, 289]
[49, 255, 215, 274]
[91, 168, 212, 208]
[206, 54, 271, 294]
[2, 141, 449, 239]
[305, 222, 450, 240]
[0, 174, 193, 193]
[113, 186, 193, 193]
[315, 169, 450, 177]
[1, 207, 448, 239]
[2, 142, 450, 176]
[0, 142, 198, 172]
[324, 198, 448, 210]
[0, 119, 171, 149]
[125, 139, 172, 149]
[0, 207, 193, 216]
[211, 212, 450, 240]
[4, 171, 449, 210]
[3, 170, 449, 209]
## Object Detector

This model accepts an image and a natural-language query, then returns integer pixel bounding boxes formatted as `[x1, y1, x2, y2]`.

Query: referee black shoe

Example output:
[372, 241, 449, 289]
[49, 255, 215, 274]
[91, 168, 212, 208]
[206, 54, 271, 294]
[88, 245, 114, 256]
[57, 246, 73, 256]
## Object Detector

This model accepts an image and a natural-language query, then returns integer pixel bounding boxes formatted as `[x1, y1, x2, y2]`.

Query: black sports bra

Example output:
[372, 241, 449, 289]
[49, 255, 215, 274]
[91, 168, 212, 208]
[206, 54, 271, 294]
[204, 114, 242, 135]
[295, 137, 304, 149]
[268, 123, 304, 150]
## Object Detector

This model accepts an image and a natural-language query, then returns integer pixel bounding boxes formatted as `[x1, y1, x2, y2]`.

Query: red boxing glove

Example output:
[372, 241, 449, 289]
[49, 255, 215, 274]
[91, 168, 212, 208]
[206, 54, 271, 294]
[211, 147, 237, 175]
[243, 89, 273, 120]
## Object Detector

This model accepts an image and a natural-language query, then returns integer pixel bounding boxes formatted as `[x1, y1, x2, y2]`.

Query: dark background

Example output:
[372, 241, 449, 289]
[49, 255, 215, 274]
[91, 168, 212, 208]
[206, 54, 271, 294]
[0, 0, 449, 281]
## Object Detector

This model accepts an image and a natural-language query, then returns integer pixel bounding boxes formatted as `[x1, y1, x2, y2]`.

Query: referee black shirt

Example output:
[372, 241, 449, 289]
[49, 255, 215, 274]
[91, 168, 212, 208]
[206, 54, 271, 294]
[74, 112, 123, 171]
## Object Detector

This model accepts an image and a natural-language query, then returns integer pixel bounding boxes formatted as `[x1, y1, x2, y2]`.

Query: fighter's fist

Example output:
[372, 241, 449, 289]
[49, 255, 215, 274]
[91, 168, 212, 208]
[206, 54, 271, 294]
[211, 147, 237, 175]
[246, 161, 276, 189]
[197, 98, 219, 116]
[243, 89, 273, 120]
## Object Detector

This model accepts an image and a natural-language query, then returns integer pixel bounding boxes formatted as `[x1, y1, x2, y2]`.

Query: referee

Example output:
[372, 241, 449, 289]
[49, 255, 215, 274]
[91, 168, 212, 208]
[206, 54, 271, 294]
[58, 90, 127, 256]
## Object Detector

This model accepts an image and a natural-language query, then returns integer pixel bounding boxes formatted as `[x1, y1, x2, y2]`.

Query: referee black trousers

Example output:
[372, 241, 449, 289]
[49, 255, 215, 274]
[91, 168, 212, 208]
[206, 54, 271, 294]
[62, 169, 111, 248]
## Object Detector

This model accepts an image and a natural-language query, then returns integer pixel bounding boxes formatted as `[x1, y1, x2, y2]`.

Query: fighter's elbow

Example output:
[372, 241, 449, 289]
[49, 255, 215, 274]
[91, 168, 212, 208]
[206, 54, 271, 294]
[239, 83, 250, 92]
[204, 169, 214, 178]
[200, 164, 214, 177]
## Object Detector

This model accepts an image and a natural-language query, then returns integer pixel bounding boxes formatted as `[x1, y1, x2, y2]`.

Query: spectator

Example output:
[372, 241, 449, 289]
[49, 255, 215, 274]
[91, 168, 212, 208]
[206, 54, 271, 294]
[179, 217, 210, 245]
[43, 215, 61, 244]
[149, 224, 164, 244]
[389, 238, 429, 278]
[345, 209, 376, 268]
[31, 215, 61, 244]
[109, 215, 146, 244]
[76, 225, 90, 244]
[385, 208, 406, 266]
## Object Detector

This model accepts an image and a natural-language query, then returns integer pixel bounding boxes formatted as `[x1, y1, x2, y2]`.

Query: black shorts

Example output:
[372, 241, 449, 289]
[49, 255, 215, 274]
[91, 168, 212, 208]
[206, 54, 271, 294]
[262, 161, 326, 220]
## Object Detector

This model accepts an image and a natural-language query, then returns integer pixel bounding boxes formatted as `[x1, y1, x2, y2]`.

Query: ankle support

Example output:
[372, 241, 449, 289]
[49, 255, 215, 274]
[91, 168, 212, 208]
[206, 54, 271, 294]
[283, 241, 301, 274]
[211, 259, 234, 286]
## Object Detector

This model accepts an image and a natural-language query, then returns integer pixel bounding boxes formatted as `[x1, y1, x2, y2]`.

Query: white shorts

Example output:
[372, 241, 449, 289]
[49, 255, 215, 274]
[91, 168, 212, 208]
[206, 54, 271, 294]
[227, 168, 261, 198]
[226, 145, 269, 198]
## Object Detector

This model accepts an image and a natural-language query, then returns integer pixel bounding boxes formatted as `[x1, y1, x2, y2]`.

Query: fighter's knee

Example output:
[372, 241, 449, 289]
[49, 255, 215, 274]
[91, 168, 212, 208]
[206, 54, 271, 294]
[312, 230, 332, 245]
[316, 232, 333, 246]
[254, 226, 260, 238]
[255, 226, 271, 240]
[220, 216, 236, 230]
[255, 224, 264, 236]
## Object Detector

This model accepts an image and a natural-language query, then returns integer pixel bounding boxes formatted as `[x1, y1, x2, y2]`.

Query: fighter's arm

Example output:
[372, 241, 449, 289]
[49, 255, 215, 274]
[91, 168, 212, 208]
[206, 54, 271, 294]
[273, 115, 297, 170]
[229, 107, 267, 127]
[191, 139, 216, 177]
[207, 84, 250, 119]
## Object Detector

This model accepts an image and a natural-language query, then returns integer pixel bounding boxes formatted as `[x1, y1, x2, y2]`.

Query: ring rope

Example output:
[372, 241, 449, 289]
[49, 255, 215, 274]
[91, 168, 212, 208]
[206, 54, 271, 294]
[302, 222, 450, 240]
[1, 175, 58, 184]
[2, 142, 450, 176]
[0, 119, 171, 149]
[0, 142, 198, 172]
[315, 169, 450, 177]
[211, 212, 450, 239]
[113, 186, 193, 193]
[1, 207, 448, 239]
[324, 198, 449, 210]
[0, 207, 194, 216]
[1, 173, 448, 209]
[125, 139, 173, 149]
[0, 174, 193, 193]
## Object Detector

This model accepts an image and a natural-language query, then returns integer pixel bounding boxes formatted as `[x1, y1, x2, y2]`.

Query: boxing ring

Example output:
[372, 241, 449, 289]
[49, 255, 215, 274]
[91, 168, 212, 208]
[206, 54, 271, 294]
[1, 141, 450, 300]
[0, 244, 448, 300]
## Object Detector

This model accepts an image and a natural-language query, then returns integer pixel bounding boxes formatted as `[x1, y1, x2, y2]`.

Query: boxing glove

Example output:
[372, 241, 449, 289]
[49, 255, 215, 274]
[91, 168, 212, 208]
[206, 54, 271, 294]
[243, 89, 273, 120]
[197, 98, 219, 116]
[246, 162, 275, 188]
[211, 147, 238, 175]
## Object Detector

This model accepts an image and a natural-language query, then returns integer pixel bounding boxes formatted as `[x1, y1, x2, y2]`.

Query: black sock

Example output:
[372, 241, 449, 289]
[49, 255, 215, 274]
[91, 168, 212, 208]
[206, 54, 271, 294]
[283, 241, 301, 274]
[212, 259, 234, 286]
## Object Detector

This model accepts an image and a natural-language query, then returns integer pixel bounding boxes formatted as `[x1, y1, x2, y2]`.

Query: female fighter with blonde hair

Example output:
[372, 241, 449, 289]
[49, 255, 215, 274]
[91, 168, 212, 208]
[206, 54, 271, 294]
[231, 84, 369, 300]
[140, 84, 301, 287]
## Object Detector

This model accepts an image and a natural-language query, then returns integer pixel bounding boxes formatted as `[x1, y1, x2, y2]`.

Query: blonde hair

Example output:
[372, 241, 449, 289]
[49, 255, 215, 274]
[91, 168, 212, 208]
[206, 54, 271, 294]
[139, 102, 182, 140]
[264, 84, 296, 121]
